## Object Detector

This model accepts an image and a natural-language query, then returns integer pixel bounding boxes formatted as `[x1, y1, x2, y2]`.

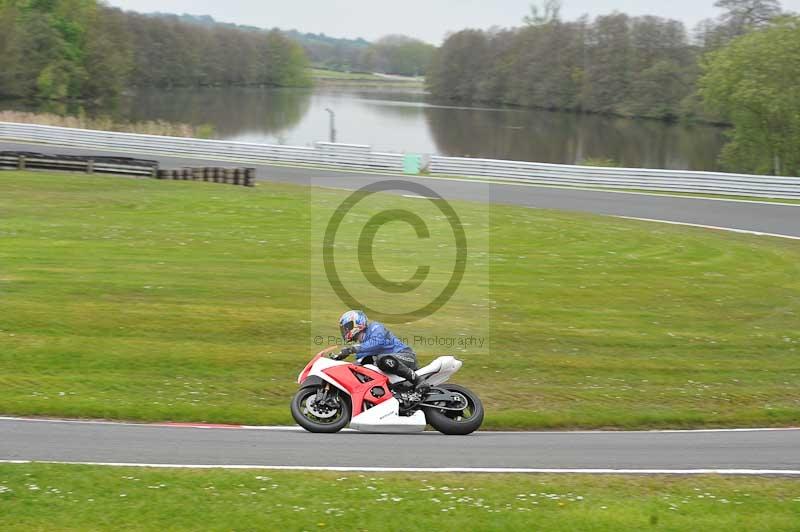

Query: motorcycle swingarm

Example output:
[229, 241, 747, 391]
[419, 403, 468, 411]
[422, 391, 462, 403]
[418, 391, 468, 411]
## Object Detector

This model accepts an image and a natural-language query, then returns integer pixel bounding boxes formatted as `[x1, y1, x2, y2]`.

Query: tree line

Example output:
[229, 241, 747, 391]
[427, 0, 798, 174]
[153, 13, 436, 77]
[0, 0, 311, 102]
[428, 0, 783, 120]
[356, 35, 435, 76]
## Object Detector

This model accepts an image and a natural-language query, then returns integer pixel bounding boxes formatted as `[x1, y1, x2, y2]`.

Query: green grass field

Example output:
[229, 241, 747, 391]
[0, 464, 798, 531]
[309, 67, 385, 81]
[1, 171, 799, 429]
[309, 67, 425, 88]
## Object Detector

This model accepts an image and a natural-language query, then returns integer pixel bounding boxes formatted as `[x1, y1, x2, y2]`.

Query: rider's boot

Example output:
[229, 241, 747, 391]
[412, 373, 430, 395]
[393, 363, 429, 394]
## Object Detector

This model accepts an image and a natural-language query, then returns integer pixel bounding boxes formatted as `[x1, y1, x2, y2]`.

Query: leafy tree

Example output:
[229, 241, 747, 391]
[699, 17, 800, 175]
[624, 17, 694, 118]
[81, 7, 132, 100]
[581, 13, 632, 113]
[511, 17, 586, 110]
[475, 28, 518, 104]
[260, 30, 312, 87]
[524, 0, 562, 26]
[0, 0, 312, 100]
[695, 0, 784, 50]
[360, 35, 435, 76]
[427, 30, 489, 100]
[0, 4, 26, 96]
[715, 0, 782, 32]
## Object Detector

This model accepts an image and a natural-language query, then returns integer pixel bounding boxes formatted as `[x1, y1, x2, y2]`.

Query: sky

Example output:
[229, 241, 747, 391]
[104, 0, 800, 44]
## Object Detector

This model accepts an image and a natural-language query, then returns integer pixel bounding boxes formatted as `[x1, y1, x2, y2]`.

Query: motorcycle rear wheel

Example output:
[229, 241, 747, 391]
[291, 386, 351, 433]
[423, 384, 484, 435]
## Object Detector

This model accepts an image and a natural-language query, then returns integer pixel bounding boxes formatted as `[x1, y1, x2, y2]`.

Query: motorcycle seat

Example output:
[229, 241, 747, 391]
[417, 358, 444, 377]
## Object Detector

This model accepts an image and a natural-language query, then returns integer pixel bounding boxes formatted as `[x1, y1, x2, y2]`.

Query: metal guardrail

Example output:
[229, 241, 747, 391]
[0, 151, 158, 177]
[429, 156, 800, 199]
[0, 151, 256, 188]
[0, 122, 405, 172]
[2, 122, 799, 199]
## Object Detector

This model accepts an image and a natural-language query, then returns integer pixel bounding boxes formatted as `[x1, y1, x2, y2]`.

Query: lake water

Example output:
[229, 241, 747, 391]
[11, 87, 730, 171]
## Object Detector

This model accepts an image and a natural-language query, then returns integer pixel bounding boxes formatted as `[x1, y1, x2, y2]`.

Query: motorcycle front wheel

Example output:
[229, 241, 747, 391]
[423, 384, 484, 435]
[291, 386, 351, 433]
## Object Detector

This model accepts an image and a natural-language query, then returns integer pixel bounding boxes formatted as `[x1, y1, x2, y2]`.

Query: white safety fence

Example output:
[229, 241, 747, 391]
[430, 156, 800, 199]
[0, 122, 405, 172]
[2, 122, 800, 199]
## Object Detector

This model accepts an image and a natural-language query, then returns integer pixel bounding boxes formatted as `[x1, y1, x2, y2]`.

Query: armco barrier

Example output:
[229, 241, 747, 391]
[2, 122, 799, 199]
[429, 156, 800, 199]
[0, 151, 158, 177]
[0, 122, 404, 173]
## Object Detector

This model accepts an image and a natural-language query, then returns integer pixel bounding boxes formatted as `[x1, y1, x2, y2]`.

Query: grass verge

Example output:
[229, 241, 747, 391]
[309, 68, 425, 88]
[309, 68, 386, 81]
[0, 171, 799, 429]
[0, 110, 216, 139]
[0, 464, 798, 531]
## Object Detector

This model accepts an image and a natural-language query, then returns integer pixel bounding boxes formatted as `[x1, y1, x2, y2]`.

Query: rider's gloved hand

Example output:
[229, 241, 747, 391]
[331, 346, 357, 360]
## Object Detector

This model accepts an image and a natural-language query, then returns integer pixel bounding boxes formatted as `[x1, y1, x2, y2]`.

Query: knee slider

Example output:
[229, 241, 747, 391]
[377, 356, 399, 372]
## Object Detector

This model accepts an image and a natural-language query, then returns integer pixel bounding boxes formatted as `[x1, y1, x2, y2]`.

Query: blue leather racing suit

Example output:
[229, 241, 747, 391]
[355, 321, 418, 378]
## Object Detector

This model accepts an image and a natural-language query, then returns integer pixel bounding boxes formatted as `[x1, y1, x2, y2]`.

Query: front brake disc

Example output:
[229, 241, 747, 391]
[305, 397, 338, 419]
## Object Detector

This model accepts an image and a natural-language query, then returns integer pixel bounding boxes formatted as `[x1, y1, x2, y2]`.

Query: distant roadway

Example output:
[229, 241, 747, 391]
[2, 140, 799, 238]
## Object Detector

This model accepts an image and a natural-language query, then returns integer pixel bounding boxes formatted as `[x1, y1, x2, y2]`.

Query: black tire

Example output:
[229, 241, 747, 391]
[291, 386, 351, 434]
[423, 384, 484, 436]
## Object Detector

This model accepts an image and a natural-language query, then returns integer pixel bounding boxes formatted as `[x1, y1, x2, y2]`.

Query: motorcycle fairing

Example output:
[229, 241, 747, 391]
[319, 363, 393, 416]
[350, 398, 426, 433]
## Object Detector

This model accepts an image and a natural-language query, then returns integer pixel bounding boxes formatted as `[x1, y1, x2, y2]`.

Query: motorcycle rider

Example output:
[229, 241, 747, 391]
[333, 310, 427, 391]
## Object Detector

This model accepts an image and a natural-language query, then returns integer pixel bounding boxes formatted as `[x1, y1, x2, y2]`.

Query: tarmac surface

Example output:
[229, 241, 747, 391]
[2, 418, 799, 473]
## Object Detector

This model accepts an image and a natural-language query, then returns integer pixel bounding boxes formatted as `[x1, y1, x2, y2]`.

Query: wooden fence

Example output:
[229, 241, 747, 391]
[0, 151, 158, 177]
[1, 151, 255, 187]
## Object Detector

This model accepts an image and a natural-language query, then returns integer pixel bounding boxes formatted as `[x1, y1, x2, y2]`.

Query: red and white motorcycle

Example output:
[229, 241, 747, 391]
[291, 347, 484, 435]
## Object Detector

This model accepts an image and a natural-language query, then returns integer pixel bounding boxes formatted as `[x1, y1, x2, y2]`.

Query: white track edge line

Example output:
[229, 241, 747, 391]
[616, 216, 800, 240]
[1, 417, 798, 434]
[3, 138, 799, 207]
[0, 460, 798, 475]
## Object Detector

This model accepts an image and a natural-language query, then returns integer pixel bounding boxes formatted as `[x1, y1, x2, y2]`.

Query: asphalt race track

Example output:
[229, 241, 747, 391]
[1, 418, 799, 473]
[2, 140, 799, 238]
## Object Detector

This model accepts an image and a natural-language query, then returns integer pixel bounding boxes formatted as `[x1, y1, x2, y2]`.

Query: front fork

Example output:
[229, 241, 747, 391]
[315, 383, 340, 408]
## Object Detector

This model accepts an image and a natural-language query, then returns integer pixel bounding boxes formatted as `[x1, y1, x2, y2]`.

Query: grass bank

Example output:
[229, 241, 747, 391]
[0, 464, 798, 531]
[0, 171, 799, 429]
[0, 111, 216, 139]
[309, 68, 425, 89]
